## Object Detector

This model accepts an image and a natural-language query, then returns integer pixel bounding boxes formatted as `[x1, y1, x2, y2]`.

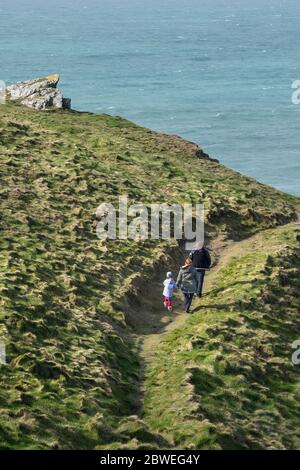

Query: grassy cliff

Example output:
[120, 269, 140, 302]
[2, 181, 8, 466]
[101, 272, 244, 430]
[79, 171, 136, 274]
[0, 102, 299, 449]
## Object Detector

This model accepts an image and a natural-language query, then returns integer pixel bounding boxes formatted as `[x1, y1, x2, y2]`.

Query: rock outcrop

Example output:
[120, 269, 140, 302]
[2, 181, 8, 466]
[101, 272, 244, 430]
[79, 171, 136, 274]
[6, 74, 71, 110]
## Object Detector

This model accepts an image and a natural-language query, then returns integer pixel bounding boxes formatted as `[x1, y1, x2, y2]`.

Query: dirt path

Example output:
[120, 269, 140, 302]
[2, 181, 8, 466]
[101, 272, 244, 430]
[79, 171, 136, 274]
[137, 219, 300, 408]
[133, 234, 241, 415]
[139, 235, 239, 362]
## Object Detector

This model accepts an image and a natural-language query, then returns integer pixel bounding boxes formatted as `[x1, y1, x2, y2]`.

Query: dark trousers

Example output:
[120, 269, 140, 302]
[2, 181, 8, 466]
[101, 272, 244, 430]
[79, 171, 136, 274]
[183, 292, 194, 312]
[196, 270, 206, 297]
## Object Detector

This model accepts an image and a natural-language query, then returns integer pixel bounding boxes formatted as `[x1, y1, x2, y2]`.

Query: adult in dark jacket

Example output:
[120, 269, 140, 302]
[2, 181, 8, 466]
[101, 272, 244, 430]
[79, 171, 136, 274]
[176, 258, 198, 313]
[189, 243, 211, 298]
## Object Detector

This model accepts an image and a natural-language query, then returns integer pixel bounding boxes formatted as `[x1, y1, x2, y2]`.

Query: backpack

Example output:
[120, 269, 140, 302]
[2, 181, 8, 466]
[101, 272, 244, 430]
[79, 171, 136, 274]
[190, 248, 211, 269]
[202, 249, 211, 269]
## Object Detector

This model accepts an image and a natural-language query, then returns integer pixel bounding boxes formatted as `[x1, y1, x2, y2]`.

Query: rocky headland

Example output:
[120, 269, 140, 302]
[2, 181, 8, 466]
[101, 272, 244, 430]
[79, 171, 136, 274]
[6, 74, 71, 110]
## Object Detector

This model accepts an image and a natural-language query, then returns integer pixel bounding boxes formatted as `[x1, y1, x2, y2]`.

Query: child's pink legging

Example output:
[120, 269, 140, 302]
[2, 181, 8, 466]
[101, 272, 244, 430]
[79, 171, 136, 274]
[163, 296, 173, 307]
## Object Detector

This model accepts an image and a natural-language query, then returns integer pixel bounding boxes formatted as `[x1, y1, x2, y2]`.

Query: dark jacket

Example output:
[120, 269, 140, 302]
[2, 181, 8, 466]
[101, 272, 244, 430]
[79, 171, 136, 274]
[176, 265, 198, 293]
[189, 248, 211, 269]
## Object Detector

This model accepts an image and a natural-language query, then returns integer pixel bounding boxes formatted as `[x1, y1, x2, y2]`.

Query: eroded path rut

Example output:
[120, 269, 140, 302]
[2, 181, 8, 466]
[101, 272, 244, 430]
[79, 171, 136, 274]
[135, 219, 300, 419]
[139, 235, 245, 365]
[132, 233, 245, 418]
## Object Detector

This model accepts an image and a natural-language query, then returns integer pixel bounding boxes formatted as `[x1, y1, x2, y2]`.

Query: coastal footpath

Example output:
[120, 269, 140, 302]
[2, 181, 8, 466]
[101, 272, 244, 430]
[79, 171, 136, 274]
[0, 78, 299, 449]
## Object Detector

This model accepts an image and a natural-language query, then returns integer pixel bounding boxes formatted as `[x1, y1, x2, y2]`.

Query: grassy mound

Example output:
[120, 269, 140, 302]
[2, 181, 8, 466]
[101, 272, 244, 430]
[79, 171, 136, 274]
[0, 102, 299, 449]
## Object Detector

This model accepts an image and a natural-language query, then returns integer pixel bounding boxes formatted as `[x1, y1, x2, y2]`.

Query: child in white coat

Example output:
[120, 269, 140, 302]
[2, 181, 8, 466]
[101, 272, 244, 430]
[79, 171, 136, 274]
[163, 272, 176, 312]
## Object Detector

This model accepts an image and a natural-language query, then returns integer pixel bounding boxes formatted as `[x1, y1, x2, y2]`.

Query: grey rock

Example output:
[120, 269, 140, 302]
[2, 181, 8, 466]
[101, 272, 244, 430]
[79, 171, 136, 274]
[21, 89, 63, 110]
[6, 74, 71, 110]
[62, 97, 72, 109]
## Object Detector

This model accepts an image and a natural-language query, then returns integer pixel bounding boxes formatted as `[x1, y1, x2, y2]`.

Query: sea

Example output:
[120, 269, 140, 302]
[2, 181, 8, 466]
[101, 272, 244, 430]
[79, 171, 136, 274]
[0, 0, 299, 195]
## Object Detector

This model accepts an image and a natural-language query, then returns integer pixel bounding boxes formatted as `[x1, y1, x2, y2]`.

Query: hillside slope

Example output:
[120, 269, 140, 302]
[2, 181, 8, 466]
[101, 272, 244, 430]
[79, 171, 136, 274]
[143, 223, 300, 449]
[0, 102, 299, 449]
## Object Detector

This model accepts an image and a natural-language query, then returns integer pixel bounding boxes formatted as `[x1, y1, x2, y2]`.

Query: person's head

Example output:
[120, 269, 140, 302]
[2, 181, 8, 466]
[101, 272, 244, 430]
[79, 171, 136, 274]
[185, 258, 193, 266]
[195, 241, 205, 250]
[166, 271, 173, 278]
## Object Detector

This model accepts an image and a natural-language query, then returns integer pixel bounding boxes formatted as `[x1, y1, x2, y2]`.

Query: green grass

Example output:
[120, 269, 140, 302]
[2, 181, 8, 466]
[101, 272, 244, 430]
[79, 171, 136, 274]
[0, 101, 299, 448]
[143, 224, 300, 449]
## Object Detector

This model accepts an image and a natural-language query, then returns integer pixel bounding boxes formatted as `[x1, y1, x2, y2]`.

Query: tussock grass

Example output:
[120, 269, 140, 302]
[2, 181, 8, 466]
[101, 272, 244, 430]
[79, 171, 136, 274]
[143, 224, 300, 449]
[0, 102, 299, 448]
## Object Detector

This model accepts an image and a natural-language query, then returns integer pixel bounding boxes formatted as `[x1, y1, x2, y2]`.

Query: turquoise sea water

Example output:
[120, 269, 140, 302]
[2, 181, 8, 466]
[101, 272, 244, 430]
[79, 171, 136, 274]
[0, 0, 299, 195]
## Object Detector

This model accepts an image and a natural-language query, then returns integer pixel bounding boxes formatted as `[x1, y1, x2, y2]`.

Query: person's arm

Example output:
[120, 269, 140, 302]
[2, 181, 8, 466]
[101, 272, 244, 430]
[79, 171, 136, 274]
[176, 270, 182, 288]
[206, 250, 211, 267]
[189, 250, 194, 260]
